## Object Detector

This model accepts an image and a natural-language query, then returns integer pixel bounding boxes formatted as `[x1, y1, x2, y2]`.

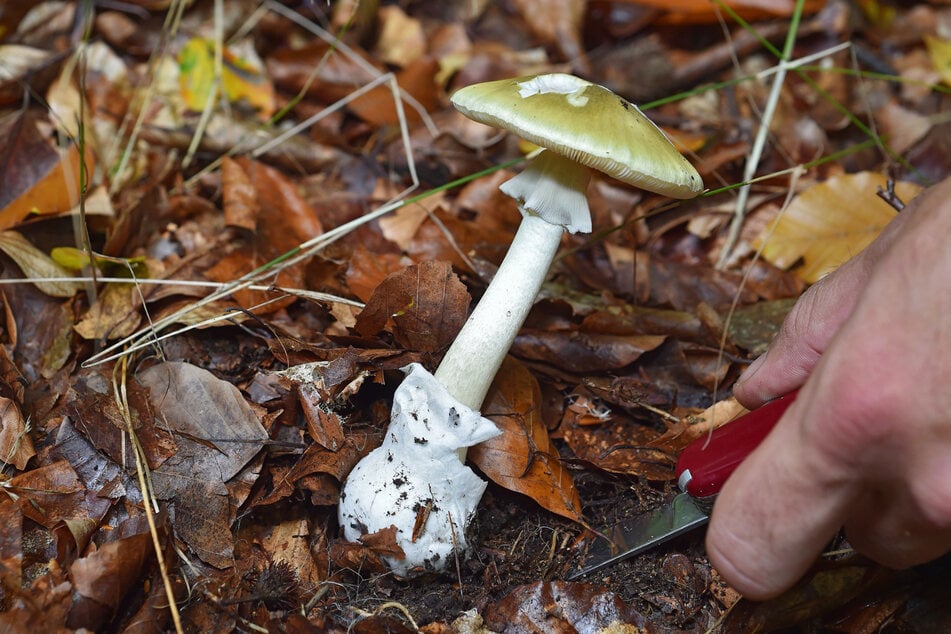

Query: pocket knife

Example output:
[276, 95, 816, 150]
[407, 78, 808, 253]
[568, 391, 798, 579]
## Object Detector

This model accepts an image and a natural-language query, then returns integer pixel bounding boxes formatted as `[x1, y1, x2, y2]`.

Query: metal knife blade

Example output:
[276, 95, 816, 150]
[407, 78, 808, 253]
[568, 391, 799, 580]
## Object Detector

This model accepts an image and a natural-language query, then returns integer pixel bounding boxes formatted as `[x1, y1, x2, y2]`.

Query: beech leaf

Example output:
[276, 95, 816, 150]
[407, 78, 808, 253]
[138, 361, 268, 568]
[755, 173, 921, 283]
[471, 356, 583, 523]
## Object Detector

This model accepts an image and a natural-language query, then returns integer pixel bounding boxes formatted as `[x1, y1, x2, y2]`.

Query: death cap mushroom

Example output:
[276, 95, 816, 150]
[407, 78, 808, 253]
[451, 73, 703, 200]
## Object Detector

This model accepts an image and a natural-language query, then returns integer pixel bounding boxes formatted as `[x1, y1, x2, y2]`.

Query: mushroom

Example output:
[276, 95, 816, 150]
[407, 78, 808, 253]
[435, 72, 703, 416]
[338, 73, 702, 577]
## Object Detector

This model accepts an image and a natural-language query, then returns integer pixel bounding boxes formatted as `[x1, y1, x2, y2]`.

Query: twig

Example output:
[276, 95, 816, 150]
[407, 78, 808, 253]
[716, 3, 808, 269]
[112, 356, 184, 634]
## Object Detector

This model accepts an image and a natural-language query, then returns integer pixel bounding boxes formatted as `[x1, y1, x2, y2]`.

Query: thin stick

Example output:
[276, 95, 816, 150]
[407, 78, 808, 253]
[716, 0, 807, 269]
[113, 356, 184, 634]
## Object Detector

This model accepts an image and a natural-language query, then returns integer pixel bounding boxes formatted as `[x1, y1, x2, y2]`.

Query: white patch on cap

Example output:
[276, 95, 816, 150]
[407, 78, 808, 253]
[516, 73, 590, 107]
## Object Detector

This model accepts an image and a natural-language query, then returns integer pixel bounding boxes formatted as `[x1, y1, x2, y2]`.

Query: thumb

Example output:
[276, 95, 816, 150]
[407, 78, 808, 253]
[704, 395, 854, 599]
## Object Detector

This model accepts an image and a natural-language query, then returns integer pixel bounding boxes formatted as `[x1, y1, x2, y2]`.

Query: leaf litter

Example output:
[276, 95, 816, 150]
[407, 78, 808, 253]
[1, 1, 951, 632]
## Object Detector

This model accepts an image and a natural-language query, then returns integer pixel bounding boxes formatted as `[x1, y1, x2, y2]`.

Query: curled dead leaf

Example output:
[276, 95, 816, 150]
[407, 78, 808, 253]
[0, 397, 34, 470]
[471, 357, 583, 523]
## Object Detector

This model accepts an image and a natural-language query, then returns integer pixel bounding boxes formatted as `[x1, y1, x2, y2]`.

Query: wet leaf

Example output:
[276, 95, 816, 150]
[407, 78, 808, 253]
[755, 173, 922, 283]
[482, 581, 657, 633]
[355, 260, 470, 353]
[472, 357, 583, 523]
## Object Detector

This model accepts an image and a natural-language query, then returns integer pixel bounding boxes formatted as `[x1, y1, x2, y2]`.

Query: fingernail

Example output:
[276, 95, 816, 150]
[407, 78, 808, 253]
[736, 354, 766, 387]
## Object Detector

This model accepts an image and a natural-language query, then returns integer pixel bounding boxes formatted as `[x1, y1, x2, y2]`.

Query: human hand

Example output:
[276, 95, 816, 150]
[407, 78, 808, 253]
[706, 175, 951, 600]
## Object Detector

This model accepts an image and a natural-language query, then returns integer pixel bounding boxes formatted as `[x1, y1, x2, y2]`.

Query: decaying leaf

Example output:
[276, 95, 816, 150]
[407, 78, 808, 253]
[471, 357, 582, 523]
[755, 173, 922, 283]
[138, 361, 268, 568]
[355, 260, 470, 353]
[0, 396, 34, 470]
[0, 231, 81, 297]
[482, 580, 655, 632]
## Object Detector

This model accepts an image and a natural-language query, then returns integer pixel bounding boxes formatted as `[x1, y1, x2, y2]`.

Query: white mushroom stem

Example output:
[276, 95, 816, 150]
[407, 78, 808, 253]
[435, 151, 592, 460]
[433, 214, 563, 410]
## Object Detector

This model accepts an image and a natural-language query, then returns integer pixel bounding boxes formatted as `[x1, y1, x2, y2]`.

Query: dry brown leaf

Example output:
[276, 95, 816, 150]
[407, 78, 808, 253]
[221, 156, 258, 231]
[259, 517, 327, 586]
[0, 397, 34, 470]
[205, 157, 323, 311]
[138, 361, 268, 568]
[471, 357, 583, 523]
[66, 366, 177, 471]
[0, 111, 94, 230]
[73, 283, 141, 341]
[755, 172, 922, 283]
[509, 0, 586, 65]
[345, 246, 407, 302]
[354, 260, 470, 353]
[69, 532, 151, 631]
[7, 460, 89, 529]
[512, 329, 666, 373]
[299, 381, 345, 451]
[379, 194, 443, 250]
[561, 410, 675, 480]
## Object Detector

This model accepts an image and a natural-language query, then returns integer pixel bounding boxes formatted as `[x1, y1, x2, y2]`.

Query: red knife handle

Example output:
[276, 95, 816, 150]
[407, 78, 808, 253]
[675, 391, 798, 500]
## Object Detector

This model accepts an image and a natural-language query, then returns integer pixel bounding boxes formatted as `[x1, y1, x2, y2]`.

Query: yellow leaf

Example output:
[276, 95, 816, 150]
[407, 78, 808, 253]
[178, 37, 275, 118]
[50, 247, 148, 277]
[178, 38, 217, 112]
[754, 173, 921, 283]
[924, 35, 951, 88]
[221, 43, 275, 117]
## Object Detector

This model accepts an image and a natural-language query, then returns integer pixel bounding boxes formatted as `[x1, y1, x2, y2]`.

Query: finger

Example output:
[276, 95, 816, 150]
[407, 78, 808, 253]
[734, 176, 951, 410]
[705, 396, 854, 599]
[845, 494, 951, 570]
[845, 456, 951, 569]
[732, 261, 870, 409]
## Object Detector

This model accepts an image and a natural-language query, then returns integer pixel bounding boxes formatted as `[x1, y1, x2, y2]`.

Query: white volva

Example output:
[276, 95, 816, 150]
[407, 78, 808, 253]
[337, 364, 501, 576]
